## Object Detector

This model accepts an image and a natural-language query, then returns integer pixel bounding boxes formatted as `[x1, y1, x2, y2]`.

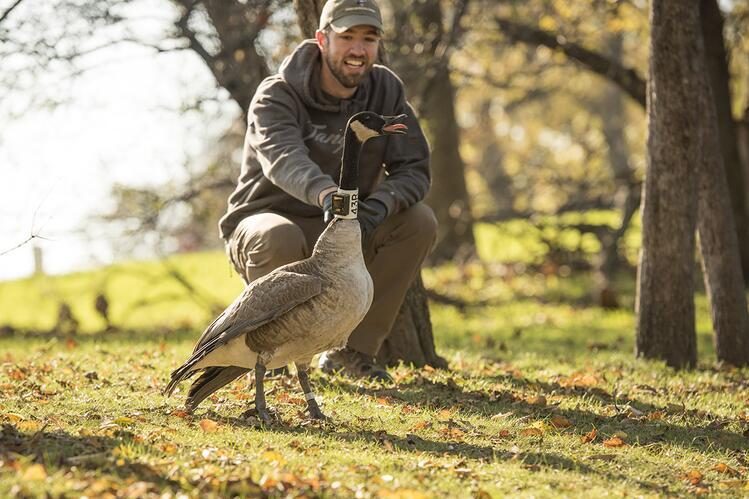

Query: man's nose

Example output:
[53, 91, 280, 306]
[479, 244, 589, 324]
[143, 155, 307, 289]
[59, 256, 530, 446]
[349, 40, 366, 55]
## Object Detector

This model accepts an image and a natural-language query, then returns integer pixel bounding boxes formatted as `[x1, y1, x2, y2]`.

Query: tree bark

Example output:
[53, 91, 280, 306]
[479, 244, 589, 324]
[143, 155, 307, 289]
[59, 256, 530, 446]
[636, 0, 700, 369]
[376, 275, 448, 368]
[421, 62, 476, 263]
[694, 29, 749, 367]
[293, 0, 324, 37]
[386, 0, 476, 263]
[700, 0, 749, 283]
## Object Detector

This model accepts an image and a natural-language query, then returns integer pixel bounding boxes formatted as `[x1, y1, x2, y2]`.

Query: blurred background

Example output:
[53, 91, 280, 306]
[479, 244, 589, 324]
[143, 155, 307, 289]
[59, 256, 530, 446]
[1, 0, 748, 334]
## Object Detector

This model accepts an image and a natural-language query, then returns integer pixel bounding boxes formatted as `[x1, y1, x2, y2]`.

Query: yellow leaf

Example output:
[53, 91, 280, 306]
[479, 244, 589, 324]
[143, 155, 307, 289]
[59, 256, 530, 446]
[646, 411, 665, 420]
[17, 420, 40, 432]
[22, 464, 47, 481]
[602, 436, 626, 448]
[261, 450, 285, 465]
[3, 413, 24, 423]
[113, 417, 135, 426]
[550, 415, 572, 428]
[199, 419, 218, 433]
[436, 409, 452, 420]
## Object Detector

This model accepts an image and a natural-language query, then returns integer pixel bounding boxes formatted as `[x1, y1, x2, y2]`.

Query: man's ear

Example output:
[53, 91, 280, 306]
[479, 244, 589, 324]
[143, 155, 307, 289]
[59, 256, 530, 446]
[315, 30, 327, 51]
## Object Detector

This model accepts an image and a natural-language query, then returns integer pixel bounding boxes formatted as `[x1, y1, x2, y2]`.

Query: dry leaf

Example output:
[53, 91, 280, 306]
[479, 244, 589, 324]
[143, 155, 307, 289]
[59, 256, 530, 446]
[171, 410, 190, 419]
[199, 419, 219, 433]
[713, 463, 738, 476]
[261, 450, 285, 465]
[682, 470, 703, 485]
[581, 428, 597, 443]
[17, 420, 41, 432]
[3, 413, 24, 423]
[520, 428, 544, 437]
[550, 415, 572, 428]
[526, 395, 547, 406]
[602, 436, 626, 448]
[22, 464, 47, 481]
[646, 411, 665, 420]
[411, 421, 430, 431]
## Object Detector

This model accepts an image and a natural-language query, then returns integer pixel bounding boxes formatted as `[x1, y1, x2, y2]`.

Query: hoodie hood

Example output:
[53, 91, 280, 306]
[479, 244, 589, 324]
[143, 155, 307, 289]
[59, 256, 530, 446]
[279, 39, 370, 113]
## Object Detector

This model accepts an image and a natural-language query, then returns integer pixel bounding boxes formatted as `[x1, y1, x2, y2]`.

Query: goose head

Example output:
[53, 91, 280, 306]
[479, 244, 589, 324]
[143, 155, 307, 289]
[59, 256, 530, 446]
[333, 112, 408, 221]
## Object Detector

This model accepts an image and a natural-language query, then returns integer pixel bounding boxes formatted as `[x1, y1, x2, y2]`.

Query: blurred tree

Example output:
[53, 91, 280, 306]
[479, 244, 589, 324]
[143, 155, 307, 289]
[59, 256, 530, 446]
[636, 0, 700, 369]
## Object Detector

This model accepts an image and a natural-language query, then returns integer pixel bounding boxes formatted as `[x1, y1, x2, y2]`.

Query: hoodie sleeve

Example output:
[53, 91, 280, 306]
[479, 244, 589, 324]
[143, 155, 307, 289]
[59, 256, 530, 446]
[246, 79, 338, 207]
[367, 78, 431, 217]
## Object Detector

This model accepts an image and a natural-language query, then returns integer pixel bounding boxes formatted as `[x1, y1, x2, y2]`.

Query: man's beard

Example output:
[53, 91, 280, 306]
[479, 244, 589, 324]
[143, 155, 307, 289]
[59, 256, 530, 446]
[324, 51, 372, 88]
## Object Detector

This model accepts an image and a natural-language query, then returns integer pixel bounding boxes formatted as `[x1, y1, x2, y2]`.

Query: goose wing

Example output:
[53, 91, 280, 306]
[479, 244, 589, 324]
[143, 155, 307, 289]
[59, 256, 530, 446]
[164, 269, 322, 396]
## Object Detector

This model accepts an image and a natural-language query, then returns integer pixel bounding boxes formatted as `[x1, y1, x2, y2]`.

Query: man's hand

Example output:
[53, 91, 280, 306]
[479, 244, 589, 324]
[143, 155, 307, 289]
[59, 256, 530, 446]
[358, 198, 388, 247]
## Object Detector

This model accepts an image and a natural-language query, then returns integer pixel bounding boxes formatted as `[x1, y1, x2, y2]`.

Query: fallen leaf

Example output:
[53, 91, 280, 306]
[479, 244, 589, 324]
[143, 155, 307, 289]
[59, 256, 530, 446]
[2, 412, 24, 423]
[261, 450, 285, 465]
[602, 436, 626, 448]
[581, 428, 597, 443]
[171, 410, 190, 419]
[646, 411, 665, 420]
[526, 395, 547, 406]
[713, 463, 739, 476]
[411, 421, 431, 431]
[113, 416, 135, 426]
[682, 470, 703, 485]
[17, 420, 41, 432]
[520, 427, 544, 437]
[550, 415, 572, 428]
[199, 419, 219, 433]
[22, 463, 47, 481]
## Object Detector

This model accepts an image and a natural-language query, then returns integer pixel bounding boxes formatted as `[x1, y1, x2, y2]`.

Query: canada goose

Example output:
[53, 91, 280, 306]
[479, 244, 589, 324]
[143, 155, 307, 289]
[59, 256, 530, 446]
[164, 111, 408, 423]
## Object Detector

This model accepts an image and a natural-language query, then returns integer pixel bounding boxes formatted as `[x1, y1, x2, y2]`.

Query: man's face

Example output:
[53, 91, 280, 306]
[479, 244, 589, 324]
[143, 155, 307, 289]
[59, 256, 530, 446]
[320, 25, 380, 89]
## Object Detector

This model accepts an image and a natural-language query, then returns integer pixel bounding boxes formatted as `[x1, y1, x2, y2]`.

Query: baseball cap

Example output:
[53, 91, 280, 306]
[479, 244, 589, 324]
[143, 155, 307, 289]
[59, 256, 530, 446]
[319, 0, 383, 33]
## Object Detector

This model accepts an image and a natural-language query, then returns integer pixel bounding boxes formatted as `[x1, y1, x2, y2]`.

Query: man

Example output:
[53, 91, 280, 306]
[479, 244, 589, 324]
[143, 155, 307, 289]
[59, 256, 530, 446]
[218, 0, 436, 382]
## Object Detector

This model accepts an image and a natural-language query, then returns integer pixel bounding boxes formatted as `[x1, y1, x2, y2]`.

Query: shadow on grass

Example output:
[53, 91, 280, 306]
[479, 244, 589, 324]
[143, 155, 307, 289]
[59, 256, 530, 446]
[0, 424, 178, 489]
[310, 374, 748, 456]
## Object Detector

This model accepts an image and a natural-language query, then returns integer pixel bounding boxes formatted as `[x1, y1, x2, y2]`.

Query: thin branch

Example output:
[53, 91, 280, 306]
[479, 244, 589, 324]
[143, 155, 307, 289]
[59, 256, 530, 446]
[0, 0, 24, 25]
[495, 16, 646, 108]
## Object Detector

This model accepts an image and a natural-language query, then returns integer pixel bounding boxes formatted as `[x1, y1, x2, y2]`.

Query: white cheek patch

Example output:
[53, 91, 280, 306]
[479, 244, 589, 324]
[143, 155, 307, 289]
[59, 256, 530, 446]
[350, 120, 379, 142]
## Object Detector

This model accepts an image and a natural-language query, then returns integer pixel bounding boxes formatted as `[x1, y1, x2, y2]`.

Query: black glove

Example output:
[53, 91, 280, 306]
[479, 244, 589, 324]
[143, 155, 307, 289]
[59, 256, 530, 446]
[358, 198, 388, 247]
[322, 192, 334, 223]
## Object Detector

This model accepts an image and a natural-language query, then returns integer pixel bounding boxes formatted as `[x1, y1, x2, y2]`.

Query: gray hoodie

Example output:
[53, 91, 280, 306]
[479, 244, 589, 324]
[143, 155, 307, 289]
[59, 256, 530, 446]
[218, 39, 431, 240]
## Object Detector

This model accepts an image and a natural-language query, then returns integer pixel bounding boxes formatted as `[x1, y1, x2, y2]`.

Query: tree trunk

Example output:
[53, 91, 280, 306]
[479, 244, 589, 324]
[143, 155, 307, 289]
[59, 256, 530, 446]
[635, 0, 700, 369]
[422, 62, 476, 263]
[376, 275, 448, 368]
[694, 31, 749, 366]
[292, 0, 446, 368]
[700, 0, 749, 283]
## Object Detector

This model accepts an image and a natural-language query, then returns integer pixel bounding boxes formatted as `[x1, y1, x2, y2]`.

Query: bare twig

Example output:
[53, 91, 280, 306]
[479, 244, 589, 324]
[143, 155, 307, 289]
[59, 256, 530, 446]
[0, 0, 24, 25]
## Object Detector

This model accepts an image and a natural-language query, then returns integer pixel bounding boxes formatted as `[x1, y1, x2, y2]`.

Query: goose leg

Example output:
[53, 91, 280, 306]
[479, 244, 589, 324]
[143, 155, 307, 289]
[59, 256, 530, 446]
[253, 363, 275, 425]
[296, 363, 327, 420]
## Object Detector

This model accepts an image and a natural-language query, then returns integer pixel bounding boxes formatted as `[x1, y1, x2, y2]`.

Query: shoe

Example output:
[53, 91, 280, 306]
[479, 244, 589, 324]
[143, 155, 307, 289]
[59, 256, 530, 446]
[319, 347, 393, 383]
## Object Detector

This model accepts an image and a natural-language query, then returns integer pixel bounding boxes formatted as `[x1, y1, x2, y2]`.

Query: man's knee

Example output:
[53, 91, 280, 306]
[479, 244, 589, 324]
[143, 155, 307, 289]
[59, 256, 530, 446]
[396, 203, 438, 242]
[231, 213, 307, 281]
[251, 220, 307, 264]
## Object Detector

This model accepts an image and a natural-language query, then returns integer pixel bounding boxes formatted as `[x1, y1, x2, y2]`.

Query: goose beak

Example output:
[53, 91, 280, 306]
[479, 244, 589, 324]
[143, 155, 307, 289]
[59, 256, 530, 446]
[381, 114, 408, 135]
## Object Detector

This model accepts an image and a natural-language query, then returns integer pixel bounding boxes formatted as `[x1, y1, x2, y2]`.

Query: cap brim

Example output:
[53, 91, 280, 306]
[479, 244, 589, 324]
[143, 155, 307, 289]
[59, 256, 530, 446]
[329, 15, 383, 33]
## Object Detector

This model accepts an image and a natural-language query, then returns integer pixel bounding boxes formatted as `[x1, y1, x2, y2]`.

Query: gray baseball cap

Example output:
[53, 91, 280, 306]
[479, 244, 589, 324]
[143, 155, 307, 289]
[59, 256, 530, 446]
[319, 0, 383, 33]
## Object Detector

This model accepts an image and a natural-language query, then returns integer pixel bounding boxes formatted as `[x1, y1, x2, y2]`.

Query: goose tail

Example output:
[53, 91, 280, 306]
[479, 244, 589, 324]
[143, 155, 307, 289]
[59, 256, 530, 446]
[185, 366, 250, 411]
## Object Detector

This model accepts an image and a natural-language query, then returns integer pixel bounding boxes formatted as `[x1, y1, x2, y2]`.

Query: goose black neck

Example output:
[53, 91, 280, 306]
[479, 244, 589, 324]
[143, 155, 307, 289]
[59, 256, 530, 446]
[339, 126, 362, 191]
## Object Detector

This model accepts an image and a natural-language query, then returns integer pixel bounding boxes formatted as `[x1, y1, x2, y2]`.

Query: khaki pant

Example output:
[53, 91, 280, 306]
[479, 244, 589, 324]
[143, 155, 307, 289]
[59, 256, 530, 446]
[226, 203, 437, 356]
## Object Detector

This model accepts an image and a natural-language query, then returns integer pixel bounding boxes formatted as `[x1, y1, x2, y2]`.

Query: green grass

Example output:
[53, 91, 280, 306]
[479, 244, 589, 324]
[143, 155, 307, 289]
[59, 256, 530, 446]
[1, 219, 748, 497]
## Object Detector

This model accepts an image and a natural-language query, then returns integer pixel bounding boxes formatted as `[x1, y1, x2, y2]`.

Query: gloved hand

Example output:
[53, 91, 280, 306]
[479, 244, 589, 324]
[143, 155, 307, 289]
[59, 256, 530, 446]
[322, 191, 334, 223]
[358, 198, 388, 247]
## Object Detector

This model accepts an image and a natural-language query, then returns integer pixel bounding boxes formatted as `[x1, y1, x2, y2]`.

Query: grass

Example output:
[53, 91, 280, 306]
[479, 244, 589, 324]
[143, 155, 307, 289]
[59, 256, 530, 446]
[1, 218, 748, 497]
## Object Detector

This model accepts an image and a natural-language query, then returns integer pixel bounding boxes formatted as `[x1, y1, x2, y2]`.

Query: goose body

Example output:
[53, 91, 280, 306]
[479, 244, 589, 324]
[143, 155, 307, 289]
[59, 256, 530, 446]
[164, 111, 406, 421]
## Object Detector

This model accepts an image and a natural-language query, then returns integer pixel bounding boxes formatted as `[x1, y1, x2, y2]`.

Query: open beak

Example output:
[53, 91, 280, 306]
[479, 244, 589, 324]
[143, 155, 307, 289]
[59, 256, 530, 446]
[381, 114, 408, 135]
